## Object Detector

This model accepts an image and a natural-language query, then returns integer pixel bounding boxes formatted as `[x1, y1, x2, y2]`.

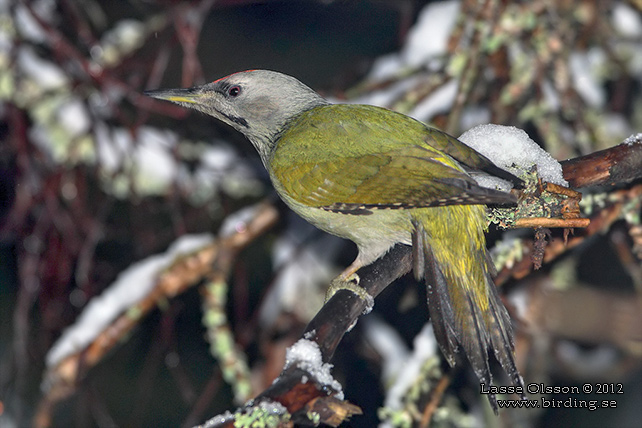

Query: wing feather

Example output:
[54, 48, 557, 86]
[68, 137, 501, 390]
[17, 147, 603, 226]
[272, 105, 517, 213]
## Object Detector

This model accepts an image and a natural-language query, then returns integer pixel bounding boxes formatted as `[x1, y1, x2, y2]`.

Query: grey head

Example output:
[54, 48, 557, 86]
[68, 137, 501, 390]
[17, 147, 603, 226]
[145, 70, 329, 162]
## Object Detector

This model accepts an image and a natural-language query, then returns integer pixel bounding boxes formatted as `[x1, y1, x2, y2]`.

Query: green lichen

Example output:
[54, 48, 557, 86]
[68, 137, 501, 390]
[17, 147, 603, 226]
[622, 197, 642, 226]
[579, 192, 609, 216]
[306, 410, 321, 425]
[491, 237, 526, 272]
[487, 166, 577, 230]
[378, 407, 412, 428]
[550, 256, 578, 291]
[202, 279, 252, 403]
[487, 168, 539, 228]
[233, 402, 290, 428]
[378, 356, 447, 427]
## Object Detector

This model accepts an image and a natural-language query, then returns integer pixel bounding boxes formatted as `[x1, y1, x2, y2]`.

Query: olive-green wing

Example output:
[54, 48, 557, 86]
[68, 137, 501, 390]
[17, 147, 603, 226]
[273, 144, 516, 215]
[275, 103, 522, 187]
[271, 104, 517, 214]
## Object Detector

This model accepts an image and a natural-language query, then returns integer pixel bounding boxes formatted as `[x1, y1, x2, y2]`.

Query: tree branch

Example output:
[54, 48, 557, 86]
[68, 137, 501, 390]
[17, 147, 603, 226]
[35, 202, 279, 428]
[561, 139, 642, 188]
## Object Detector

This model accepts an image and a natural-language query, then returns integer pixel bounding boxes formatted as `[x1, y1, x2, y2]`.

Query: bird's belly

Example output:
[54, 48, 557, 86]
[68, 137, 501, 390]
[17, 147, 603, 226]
[281, 194, 412, 266]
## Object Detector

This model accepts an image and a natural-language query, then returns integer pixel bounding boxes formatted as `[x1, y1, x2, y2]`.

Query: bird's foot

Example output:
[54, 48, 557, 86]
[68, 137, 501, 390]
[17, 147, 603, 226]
[325, 273, 374, 312]
[326, 272, 360, 302]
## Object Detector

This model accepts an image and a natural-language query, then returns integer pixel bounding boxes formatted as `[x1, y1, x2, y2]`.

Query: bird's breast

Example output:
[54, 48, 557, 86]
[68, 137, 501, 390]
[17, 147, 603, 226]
[276, 189, 413, 266]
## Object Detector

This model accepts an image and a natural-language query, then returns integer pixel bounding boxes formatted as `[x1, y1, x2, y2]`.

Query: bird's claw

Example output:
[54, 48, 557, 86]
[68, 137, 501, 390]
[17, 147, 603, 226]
[325, 273, 371, 305]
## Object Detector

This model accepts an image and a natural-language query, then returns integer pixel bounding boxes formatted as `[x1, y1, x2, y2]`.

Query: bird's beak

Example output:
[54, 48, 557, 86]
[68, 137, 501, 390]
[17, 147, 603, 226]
[144, 86, 244, 129]
[144, 87, 202, 105]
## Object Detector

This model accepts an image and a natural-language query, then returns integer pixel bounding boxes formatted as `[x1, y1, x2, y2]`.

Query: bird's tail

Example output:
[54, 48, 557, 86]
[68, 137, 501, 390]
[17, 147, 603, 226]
[411, 205, 525, 412]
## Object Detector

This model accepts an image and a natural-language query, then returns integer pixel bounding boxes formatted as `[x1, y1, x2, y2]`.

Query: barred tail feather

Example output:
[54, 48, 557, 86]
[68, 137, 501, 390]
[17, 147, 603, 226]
[424, 246, 458, 366]
[415, 220, 525, 413]
[486, 274, 527, 400]
[482, 247, 525, 395]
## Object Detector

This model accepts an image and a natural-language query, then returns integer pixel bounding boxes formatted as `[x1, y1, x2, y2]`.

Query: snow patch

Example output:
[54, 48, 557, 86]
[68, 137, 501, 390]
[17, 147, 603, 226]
[613, 3, 642, 38]
[259, 218, 339, 326]
[200, 411, 234, 428]
[46, 234, 214, 368]
[623, 132, 642, 145]
[409, 79, 458, 122]
[58, 98, 91, 137]
[384, 323, 438, 410]
[17, 47, 68, 90]
[284, 339, 343, 399]
[459, 124, 568, 189]
[357, 1, 460, 111]
[402, 1, 460, 68]
[569, 49, 606, 108]
[363, 317, 409, 384]
[14, 1, 54, 44]
[133, 127, 178, 194]
[95, 124, 179, 196]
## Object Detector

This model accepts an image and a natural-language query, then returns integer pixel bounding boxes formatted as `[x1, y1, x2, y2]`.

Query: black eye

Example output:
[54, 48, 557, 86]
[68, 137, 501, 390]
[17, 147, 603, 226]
[228, 85, 241, 97]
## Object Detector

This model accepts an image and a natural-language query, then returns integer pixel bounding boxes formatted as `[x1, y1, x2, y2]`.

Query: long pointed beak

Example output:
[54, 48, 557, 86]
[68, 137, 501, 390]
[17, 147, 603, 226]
[144, 86, 245, 129]
[144, 87, 202, 104]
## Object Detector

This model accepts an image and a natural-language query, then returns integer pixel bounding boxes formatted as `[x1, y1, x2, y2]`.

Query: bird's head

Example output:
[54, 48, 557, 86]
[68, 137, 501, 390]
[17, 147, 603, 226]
[145, 70, 328, 161]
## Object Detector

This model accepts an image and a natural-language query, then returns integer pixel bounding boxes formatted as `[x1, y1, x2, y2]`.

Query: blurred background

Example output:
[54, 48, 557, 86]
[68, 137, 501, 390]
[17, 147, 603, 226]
[1, 0, 642, 427]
